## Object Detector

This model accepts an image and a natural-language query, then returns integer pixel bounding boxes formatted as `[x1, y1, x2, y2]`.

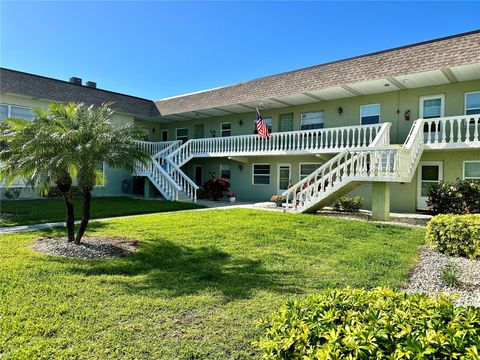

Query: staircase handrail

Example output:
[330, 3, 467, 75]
[368, 122, 391, 147]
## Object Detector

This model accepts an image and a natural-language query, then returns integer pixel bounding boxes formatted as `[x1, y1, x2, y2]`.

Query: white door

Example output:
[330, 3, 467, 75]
[278, 164, 291, 194]
[419, 94, 445, 142]
[417, 162, 443, 210]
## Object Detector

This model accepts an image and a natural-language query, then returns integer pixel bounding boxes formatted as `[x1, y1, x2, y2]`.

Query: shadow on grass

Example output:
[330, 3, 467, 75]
[39, 223, 298, 301]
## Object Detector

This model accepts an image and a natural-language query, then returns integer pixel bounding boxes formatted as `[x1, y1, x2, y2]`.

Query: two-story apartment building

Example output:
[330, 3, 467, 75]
[1, 30, 479, 220]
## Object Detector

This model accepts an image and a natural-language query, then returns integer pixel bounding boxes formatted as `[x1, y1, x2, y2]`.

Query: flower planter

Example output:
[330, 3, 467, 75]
[228, 197, 236, 203]
[275, 201, 283, 207]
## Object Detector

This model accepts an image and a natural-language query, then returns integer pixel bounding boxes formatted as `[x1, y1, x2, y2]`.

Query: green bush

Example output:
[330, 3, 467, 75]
[254, 288, 480, 359]
[332, 196, 363, 212]
[40, 186, 83, 198]
[427, 179, 480, 214]
[426, 214, 480, 259]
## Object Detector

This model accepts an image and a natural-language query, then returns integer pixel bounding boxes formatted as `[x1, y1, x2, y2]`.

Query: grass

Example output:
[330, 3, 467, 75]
[0, 197, 204, 227]
[0, 209, 425, 359]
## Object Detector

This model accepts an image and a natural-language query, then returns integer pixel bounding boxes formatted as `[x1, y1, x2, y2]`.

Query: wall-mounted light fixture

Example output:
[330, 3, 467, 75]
[239, 119, 243, 126]
[337, 106, 343, 115]
[238, 164, 244, 171]
[210, 129, 216, 137]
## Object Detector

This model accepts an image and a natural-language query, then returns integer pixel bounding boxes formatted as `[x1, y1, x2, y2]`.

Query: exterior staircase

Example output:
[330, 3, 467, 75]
[282, 119, 425, 213]
[134, 114, 479, 207]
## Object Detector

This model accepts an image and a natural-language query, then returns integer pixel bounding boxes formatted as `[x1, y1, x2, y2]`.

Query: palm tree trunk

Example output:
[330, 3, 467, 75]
[55, 175, 75, 243]
[75, 188, 92, 244]
[63, 190, 75, 242]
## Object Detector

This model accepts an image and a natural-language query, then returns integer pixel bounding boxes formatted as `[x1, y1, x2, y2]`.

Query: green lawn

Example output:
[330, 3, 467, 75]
[0, 197, 204, 227]
[0, 209, 425, 359]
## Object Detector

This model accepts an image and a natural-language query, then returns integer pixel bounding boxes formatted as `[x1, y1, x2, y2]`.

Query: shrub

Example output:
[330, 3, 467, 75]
[41, 186, 83, 198]
[332, 196, 363, 212]
[270, 195, 284, 203]
[426, 214, 480, 259]
[441, 262, 461, 287]
[203, 177, 230, 201]
[428, 179, 480, 214]
[254, 288, 480, 359]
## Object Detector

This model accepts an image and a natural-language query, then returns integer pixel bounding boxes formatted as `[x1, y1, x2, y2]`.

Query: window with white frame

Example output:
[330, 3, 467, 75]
[463, 161, 480, 182]
[252, 164, 270, 185]
[420, 95, 444, 119]
[221, 123, 231, 137]
[95, 162, 106, 186]
[465, 91, 480, 115]
[254, 117, 272, 133]
[220, 164, 231, 180]
[360, 104, 380, 125]
[301, 111, 324, 130]
[176, 128, 188, 143]
[299, 163, 322, 180]
[0, 103, 35, 121]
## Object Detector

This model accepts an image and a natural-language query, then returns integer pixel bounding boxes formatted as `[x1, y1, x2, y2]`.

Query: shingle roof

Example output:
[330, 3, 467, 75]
[155, 30, 480, 116]
[0, 68, 159, 118]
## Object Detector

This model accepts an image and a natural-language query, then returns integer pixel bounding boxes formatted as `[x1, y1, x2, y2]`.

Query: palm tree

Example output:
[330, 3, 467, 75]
[0, 104, 79, 242]
[67, 103, 150, 243]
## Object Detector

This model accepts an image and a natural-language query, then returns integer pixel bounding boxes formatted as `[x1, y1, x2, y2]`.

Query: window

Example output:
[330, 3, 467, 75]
[463, 161, 480, 182]
[360, 104, 380, 125]
[95, 162, 106, 186]
[465, 91, 480, 115]
[220, 164, 231, 180]
[0, 103, 34, 121]
[299, 163, 322, 180]
[254, 117, 272, 134]
[252, 164, 270, 185]
[419, 95, 444, 119]
[301, 111, 324, 130]
[176, 128, 188, 143]
[221, 123, 231, 137]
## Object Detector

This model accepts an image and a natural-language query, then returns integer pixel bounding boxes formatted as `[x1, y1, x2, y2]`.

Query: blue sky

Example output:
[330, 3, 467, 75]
[1, 1, 479, 100]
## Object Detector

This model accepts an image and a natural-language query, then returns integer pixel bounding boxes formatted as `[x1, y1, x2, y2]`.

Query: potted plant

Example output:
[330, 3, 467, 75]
[226, 192, 236, 202]
[271, 195, 285, 207]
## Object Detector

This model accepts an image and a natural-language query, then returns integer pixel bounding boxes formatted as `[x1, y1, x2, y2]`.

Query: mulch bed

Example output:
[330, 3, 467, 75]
[32, 236, 138, 259]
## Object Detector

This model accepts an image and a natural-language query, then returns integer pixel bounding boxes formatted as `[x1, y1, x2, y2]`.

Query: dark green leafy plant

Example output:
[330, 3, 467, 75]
[254, 288, 480, 359]
[428, 179, 480, 214]
[332, 196, 363, 212]
[426, 214, 480, 259]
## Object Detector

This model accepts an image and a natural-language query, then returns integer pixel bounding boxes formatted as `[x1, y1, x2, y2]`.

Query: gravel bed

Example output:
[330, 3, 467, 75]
[315, 210, 430, 227]
[405, 246, 480, 307]
[32, 236, 138, 259]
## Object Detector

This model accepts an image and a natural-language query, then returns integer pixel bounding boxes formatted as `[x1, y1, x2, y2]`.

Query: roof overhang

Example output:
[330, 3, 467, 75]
[157, 62, 480, 122]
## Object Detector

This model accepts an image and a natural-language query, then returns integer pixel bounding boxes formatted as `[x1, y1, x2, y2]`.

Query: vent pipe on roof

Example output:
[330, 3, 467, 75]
[69, 77, 82, 85]
[85, 81, 97, 89]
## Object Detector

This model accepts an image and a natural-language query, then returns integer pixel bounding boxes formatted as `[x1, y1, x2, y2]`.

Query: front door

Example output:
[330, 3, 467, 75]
[194, 166, 203, 186]
[278, 164, 291, 194]
[279, 113, 294, 132]
[417, 162, 443, 210]
[161, 130, 168, 141]
[194, 124, 204, 139]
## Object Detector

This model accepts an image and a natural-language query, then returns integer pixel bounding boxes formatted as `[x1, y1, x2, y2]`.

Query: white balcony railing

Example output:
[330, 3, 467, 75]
[169, 123, 385, 167]
[423, 114, 480, 147]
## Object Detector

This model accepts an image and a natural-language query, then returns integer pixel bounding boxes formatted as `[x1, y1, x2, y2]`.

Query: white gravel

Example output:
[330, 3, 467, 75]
[405, 246, 480, 307]
[32, 236, 138, 259]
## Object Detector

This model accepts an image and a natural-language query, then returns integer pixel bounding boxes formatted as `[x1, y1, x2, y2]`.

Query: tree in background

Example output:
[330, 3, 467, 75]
[0, 104, 79, 241]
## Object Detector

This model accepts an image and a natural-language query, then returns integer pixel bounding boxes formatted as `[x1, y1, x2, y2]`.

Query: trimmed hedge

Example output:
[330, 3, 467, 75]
[332, 196, 363, 212]
[426, 214, 480, 259]
[254, 288, 480, 359]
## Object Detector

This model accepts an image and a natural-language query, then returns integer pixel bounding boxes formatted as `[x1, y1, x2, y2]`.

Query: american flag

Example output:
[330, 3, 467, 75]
[256, 108, 269, 139]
